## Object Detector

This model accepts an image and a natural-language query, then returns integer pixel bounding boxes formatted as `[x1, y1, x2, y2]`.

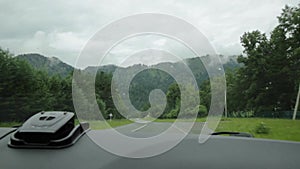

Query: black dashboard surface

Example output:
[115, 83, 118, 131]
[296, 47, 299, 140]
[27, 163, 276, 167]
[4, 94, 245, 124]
[1, 127, 300, 169]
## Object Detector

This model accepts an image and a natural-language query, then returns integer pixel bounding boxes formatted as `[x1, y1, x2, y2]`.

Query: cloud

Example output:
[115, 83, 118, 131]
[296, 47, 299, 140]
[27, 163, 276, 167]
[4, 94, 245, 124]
[98, 35, 196, 67]
[153, 39, 167, 46]
[49, 31, 86, 52]
[0, 0, 298, 68]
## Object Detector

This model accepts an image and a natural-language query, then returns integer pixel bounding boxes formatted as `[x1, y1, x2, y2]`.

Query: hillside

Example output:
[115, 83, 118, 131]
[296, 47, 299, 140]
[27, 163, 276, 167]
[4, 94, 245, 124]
[15, 53, 240, 110]
[16, 53, 74, 77]
[95, 56, 241, 110]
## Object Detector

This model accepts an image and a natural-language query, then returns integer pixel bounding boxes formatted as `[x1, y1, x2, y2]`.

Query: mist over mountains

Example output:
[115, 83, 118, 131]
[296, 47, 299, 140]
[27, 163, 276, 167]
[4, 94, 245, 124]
[16, 53, 241, 78]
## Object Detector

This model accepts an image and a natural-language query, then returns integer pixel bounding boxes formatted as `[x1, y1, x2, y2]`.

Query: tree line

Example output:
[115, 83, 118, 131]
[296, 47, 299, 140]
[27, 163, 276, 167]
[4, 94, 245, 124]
[0, 49, 73, 121]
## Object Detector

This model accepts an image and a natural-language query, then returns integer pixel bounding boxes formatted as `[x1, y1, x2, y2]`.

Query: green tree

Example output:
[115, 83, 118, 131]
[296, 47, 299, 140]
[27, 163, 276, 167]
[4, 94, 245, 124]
[230, 4, 300, 115]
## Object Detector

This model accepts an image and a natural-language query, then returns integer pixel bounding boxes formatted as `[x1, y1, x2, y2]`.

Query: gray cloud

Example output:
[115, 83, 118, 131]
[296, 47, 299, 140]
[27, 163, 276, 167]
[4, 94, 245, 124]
[0, 0, 298, 68]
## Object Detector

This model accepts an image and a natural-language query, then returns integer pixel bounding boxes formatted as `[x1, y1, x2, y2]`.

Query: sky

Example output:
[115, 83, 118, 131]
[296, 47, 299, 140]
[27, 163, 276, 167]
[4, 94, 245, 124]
[0, 0, 298, 68]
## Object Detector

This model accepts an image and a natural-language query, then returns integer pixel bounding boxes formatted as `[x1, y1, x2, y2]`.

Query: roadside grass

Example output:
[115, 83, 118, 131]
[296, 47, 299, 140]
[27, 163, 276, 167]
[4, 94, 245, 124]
[215, 118, 300, 142]
[0, 119, 132, 130]
[0, 122, 21, 127]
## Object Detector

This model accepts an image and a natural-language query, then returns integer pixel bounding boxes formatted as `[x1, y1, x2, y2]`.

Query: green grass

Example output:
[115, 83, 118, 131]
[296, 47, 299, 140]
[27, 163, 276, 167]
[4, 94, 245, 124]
[0, 122, 21, 127]
[0, 119, 132, 130]
[215, 118, 300, 142]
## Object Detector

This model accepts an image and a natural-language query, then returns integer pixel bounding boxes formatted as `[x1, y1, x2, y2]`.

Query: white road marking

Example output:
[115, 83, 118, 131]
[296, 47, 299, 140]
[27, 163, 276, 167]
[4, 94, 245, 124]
[131, 124, 148, 132]
[173, 125, 188, 134]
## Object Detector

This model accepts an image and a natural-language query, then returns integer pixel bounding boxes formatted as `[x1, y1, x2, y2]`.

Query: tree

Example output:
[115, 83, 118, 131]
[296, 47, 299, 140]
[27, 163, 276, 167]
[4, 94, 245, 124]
[230, 4, 300, 116]
[0, 48, 75, 122]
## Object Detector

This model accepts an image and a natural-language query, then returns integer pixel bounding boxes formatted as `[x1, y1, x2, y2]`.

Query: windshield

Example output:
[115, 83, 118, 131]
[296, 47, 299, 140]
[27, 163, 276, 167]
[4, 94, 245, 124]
[0, 0, 299, 149]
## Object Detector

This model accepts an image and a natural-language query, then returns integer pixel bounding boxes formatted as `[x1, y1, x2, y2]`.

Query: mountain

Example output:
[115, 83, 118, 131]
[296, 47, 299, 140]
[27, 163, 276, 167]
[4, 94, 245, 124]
[16, 53, 74, 77]
[16, 53, 240, 81]
[84, 55, 241, 75]
[96, 56, 241, 110]
[85, 64, 118, 74]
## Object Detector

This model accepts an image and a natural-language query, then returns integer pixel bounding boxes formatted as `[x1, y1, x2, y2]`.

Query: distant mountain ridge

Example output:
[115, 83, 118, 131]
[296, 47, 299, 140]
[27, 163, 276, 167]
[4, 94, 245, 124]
[85, 56, 241, 74]
[16, 53, 74, 77]
[16, 53, 241, 79]
[85, 64, 118, 74]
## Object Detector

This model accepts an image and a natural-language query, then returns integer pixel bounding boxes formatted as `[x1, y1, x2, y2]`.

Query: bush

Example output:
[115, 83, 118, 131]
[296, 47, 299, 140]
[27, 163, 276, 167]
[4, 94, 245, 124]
[164, 109, 179, 119]
[198, 105, 208, 117]
[255, 122, 271, 134]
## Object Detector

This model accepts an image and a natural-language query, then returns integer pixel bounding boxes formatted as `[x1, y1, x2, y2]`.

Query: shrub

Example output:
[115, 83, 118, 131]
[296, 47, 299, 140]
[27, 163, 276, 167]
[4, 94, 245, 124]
[255, 122, 271, 134]
[198, 105, 208, 117]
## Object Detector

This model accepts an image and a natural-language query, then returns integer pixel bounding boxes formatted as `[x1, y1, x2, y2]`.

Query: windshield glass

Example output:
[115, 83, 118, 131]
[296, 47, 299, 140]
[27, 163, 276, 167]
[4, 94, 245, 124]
[0, 1, 299, 145]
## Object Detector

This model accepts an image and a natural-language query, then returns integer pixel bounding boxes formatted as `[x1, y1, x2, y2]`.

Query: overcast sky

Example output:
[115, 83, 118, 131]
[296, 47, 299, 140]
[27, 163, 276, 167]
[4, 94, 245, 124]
[0, 0, 298, 68]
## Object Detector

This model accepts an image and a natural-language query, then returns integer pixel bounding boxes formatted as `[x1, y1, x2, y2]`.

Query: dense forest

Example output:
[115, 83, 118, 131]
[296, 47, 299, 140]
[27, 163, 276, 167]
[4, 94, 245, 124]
[0, 4, 299, 122]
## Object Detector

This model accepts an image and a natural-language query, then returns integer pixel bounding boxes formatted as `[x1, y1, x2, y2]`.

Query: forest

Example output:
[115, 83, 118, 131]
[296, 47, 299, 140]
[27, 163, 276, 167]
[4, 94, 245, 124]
[0, 4, 299, 122]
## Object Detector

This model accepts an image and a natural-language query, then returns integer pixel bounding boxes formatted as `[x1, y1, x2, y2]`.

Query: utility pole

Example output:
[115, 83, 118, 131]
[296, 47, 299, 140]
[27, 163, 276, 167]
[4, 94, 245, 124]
[225, 89, 228, 118]
[293, 83, 300, 120]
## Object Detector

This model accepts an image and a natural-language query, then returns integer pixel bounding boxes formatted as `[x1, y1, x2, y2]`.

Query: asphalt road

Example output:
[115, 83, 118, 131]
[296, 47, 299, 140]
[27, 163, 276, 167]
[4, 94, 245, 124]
[104, 121, 206, 138]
